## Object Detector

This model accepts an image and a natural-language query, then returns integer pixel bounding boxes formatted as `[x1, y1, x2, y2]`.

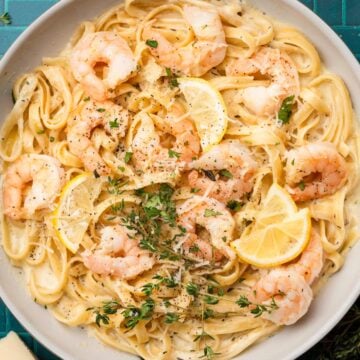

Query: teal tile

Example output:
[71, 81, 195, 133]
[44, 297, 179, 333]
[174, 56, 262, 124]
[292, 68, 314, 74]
[301, 0, 314, 10]
[6, 308, 27, 332]
[347, 0, 360, 25]
[0, 300, 7, 333]
[335, 27, 360, 54]
[18, 334, 34, 352]
[316, 0, 343, 25]
[7, 0, 57, 26]
[36, 341, 60, 360]
[0, 27, 24, 54]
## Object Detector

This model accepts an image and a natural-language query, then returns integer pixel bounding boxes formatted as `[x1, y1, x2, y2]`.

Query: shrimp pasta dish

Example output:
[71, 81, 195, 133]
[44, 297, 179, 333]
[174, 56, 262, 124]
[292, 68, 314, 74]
[1, 0, 360, 359]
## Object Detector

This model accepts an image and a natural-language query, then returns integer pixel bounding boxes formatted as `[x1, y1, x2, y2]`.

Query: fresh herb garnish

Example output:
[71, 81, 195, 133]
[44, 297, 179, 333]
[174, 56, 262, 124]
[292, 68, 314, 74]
[278, 95, 295, 124]
[165, 67, 179, 88]
[146, 39, 158, 48]
[0, 12, 11, 25]
[168, 149, 181, 159]
[204, 295, 219, 305]
[124, 151, 133, 164]
[109, 118, 119, 129]
[83, 96, 90, 102]
[96, 108, 106, 113]
[36, 129, 45, 135]
[153, 274, 178, 288]
[200, 345, 220, 359]
[87, 300, 121, 327]
[189, 244, 200, 253]
[194, 330, 214, 342]
[219, 169, 233, 179]
[122, 298, 155, 329]
[204, 209, 222, 217]
[186, 282, 200, 297]
[236, 295, 279, 317]
[203, 308, 215, 320]
[107, 176, 126, 195]
[122, 184, 185, 261]
[164, 312, 179, 324]
[298, 181, 306, 191]
[226, 200, 243, 211]
[49, 136, 55, 143]
[191, 188, 201, 193]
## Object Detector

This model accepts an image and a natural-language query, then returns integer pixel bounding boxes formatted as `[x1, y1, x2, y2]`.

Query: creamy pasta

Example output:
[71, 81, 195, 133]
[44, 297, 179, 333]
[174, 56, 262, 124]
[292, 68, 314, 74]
[0, 1, 359, 359]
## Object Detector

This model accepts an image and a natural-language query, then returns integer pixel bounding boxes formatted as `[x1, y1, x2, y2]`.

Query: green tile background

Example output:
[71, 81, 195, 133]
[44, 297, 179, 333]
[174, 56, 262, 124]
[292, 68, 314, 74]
[0, 0, 359, 359]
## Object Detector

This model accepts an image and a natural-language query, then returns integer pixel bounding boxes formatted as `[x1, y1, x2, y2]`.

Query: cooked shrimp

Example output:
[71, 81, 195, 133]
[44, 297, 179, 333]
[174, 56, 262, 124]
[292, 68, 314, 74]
[132, 112, 199, 173]
[165, 104, 201, 163]
[70, 31, 137, 101]
[289, 230, 323, 285]
[132, 114, 179, 173]
[82, 225, 155, 280]
[3, 154, 65, 220]
[226, 47, 300, 116]
[68, 100, 129, 175]
[188, 140, 257, 202]
[285, 142, 348, 202]
[249, 268, 313, 325]
[177, 196, 236, 260]
[143, 5, 227, 76]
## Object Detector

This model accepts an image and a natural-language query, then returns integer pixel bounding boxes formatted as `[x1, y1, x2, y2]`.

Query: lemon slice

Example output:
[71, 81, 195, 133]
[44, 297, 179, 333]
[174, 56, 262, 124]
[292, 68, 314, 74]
[178, 77, 228, 152]
[52, 173, 102, 253]
[257, 183, 297, 227]
[231, 184, 311, 267]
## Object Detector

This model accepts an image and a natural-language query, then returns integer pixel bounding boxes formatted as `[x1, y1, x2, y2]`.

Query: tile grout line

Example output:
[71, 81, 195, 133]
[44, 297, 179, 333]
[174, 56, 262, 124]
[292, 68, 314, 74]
[313, 0, 318, 12]
[342, 0, 347, 25]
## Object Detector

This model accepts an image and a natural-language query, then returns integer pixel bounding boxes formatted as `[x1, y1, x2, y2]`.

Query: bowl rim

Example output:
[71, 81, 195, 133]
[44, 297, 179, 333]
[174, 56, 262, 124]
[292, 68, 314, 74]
[0, 1, 359, 359]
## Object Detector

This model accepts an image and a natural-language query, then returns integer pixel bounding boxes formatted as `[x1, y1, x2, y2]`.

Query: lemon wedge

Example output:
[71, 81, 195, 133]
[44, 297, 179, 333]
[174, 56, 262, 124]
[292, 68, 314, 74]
[231, 184, 311, 268]
[178, 77, 228, 152]
[52, 173, 102, 253]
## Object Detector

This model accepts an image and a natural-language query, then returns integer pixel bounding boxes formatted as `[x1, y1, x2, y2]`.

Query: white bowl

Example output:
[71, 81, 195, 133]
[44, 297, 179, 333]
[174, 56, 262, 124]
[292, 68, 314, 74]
[0, 1, 359, 359]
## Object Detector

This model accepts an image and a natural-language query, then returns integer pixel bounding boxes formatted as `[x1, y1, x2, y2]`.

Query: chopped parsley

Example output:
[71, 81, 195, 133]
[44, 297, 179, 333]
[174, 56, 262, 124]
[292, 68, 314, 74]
[226, 200, 243, 211]
[168, 149, 181, 159]
[146, 39, 158, 48]
[204, 209, 222, 217]
[219, 169, 233, 179]
[165, 67, 179, 88]
[278, 95, 295, 124]
[124, 151, 133, 164]
[109, 118, 119, 129]
[96, 108, 106, 113]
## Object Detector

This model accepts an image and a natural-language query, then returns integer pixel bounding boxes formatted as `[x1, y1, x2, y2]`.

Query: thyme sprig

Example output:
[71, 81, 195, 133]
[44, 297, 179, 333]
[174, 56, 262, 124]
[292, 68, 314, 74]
[121, 184, 188, 261]
[0, 12, 11, 25]
[236, 295, 279, 317]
